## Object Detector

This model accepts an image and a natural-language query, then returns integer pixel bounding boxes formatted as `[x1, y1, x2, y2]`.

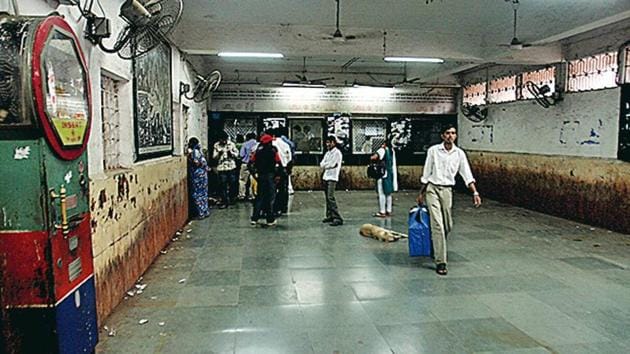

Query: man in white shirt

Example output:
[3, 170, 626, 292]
[417, 125, 482, 276]
[320, 135, 343, 226]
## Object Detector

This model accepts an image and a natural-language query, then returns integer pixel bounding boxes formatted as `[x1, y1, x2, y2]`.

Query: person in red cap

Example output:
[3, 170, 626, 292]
[248, 134, 281, 226]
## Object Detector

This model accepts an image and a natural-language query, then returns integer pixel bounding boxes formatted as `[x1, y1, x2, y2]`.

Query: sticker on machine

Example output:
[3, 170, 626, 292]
[14, 146, 31, 160]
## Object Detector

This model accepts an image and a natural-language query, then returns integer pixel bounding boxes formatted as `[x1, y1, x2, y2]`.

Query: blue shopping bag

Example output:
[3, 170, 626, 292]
[408, 205, 433, 257]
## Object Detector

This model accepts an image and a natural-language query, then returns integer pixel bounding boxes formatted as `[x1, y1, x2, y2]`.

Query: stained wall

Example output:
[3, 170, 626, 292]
[3, 0, 209, 323]
[457, 22, 630, 234]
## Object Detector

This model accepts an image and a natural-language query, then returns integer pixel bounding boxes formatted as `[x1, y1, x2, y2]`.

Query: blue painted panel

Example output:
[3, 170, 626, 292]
[55, 277, 98, 354]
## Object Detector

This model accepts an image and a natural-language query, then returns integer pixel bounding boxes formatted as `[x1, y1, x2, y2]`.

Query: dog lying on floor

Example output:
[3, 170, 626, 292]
[359, 224, 408, 243]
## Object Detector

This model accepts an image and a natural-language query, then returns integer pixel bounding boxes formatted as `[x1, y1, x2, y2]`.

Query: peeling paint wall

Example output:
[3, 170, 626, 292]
[469, 152, 630, 234]
[2, 0, 207, 326]
[90, 157, 188, 323]
[291, 165, 422, 190]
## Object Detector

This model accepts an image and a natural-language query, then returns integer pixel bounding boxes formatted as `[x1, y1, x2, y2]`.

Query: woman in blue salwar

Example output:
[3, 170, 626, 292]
[187, 137, 210, 219]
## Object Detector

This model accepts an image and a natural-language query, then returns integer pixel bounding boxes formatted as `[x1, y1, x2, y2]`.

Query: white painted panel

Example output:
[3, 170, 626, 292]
[459, 89, 620, 158]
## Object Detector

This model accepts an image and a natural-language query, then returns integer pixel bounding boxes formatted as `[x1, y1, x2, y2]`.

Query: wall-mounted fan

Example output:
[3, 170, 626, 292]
[526, 81, 562, 108]
[86, 0, 183, 59]
[180, 70, 222, 102]
[461, 103, 488, 122]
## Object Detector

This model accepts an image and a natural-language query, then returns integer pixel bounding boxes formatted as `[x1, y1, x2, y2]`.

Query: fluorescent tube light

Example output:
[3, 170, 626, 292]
[282, 81, 326, 88]
[383, 57, 444, 63]
[352, 82, 394, 89]
[218, 52, 284, 58]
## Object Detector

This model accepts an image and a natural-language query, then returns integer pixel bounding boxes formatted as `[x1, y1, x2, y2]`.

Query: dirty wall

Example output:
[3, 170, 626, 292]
[292, 165, 423, 191]
[90, 157, 188, 324]
[458, 79, 628, 234]
[469, 151, 630, 234]
[3, 0, 208, 323]
[455, 20, 630, 234]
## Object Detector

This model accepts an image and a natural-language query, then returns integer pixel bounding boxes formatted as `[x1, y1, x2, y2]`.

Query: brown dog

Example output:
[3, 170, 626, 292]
[359, 224, 408, 243]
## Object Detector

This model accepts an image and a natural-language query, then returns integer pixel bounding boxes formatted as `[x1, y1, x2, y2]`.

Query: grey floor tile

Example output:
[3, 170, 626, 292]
[239, 269, 293, 286]
[478, 292, 611, 346]
[421, 295, 498, 321]
[336, 266, 393, 282]
[187, 270, 240, 287]
[348, 280, 411, 300]
[96, 337, 164, 353]
[300, 302, 373, 329]
[236, 304, 305, 330]
[195, 254, 242, 271]
[97, 191, 630, 353]
[162, 307, 238, 332]
[290, 268, 342, 283]
[360, 297, 438, 325]
[295, 280, 358, 304]
[377, 322, 469, 354]
[560, 256, 625, 270]
[161, 331, 236, 354]
[234, 329, 314, 354]
[308, 324, 392, 354]
[563, 308, 630, 343]
[287, 255, 335, 269]
[238, 285, 298, 306]
[460, 230, 504, 240]
[241, 256, 289, 270]
[100, 307, 176, 339]
[175, 285, 239, 307]
[472, 347, 553, 354]
[442, 318, 542, 352]
[552, 341, 630, 354]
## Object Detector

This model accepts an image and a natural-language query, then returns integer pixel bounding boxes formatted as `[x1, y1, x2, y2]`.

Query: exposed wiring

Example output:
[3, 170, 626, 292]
[10, 0, 19, 15]
[95, 0, 106, 17]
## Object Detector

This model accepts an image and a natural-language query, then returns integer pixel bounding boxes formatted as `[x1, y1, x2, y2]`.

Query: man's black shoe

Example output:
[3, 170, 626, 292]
[322, 217, 333, 223]
[329, 220, 343, 226]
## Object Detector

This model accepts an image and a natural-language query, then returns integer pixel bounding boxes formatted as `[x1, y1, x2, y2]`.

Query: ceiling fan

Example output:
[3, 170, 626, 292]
[282, 57, 334, 87]
[322, 0, 379, 43]
[395, 63, 423, 85]
[498, 0, 535, 50]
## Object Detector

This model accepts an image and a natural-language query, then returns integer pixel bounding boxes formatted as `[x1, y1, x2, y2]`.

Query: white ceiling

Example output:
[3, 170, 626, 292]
[170, 0, 630, 86]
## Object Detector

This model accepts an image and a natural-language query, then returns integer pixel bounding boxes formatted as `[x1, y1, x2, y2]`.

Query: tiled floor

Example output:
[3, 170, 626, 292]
[96, 190, 630, 354]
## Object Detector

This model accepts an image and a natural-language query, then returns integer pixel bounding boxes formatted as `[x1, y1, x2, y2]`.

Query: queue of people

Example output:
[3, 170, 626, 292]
[187, 124, 481, 276]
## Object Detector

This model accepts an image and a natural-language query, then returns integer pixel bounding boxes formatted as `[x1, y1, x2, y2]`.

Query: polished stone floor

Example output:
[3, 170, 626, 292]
[96, 190, 630, 354]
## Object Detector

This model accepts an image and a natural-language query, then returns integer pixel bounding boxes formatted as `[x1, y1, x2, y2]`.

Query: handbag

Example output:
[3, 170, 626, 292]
[366, 160, 386, 179]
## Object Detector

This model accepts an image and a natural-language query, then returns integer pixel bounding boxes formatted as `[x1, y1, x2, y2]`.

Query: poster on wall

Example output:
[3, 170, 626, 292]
[326, 113, 351, 153]
[390, 118, 411, 151]
[289, 118, 323, 154]
[133, 41, 173, 160]
[263, 117, 286, 131]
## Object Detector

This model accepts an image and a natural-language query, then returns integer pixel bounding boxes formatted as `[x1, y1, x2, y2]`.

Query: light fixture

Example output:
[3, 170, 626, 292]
[352, 81, 394, 89]
[282, 81, 326, 88]
[383, 57, 444, 63]
[218, 52, 284, 58]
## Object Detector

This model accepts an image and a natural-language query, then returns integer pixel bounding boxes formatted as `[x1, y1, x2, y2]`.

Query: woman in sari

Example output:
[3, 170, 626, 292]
[371, 141, 398, 217]
[187, 137, 210, 219]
